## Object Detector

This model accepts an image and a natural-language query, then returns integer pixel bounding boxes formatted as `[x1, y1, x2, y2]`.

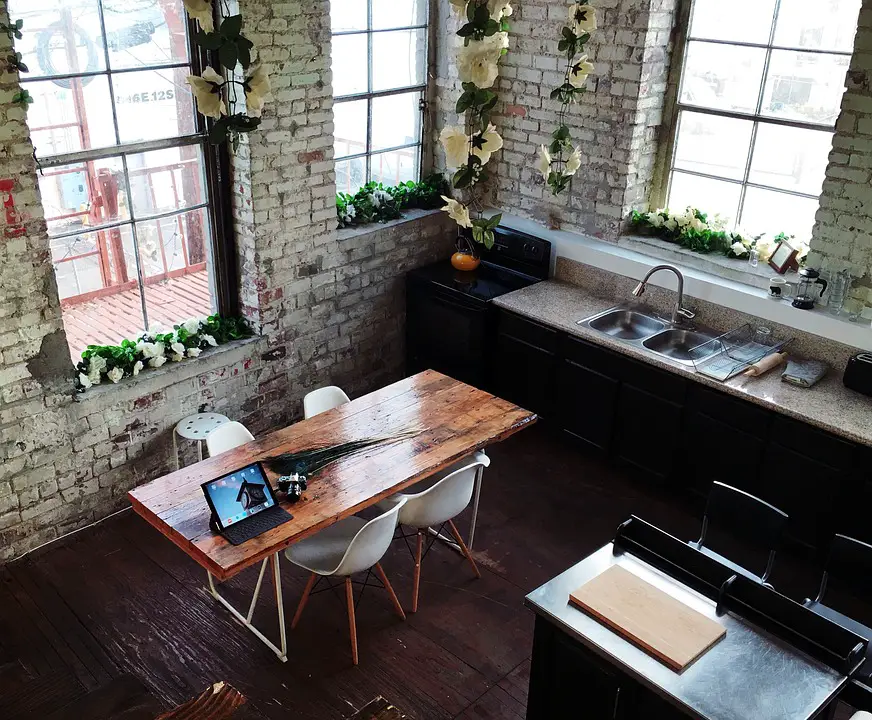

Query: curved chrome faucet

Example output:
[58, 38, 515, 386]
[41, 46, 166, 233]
[631, 265, 695, 325]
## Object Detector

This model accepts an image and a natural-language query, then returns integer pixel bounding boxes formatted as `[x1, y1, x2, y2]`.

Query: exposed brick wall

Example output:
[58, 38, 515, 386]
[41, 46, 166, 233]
[0, 0, 455, 563]
[808, 0, 872, 282]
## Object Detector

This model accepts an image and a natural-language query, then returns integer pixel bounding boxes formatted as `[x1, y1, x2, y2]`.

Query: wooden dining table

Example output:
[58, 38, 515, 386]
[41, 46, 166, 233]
[128, 370, 536, 661]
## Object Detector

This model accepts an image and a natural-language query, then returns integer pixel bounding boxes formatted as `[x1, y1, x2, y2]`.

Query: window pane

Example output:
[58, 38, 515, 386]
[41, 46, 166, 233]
[370, 148, 419, 186]
[331, 0, 368, 32]
[673, 111, 753, 181]
[51, 229, 113, 299]
[668, 171, 742, 225]
[113, 68, 196, 143]
[27, 76, 118, 155]
[372, 92, 421, 151]
[740, 187, 819, 241]
[748, 125, 833, 195]
[760, 50, 848, 126]
[334, 99, 368, 159]
[774, 0, 861, 52]
[8, 0, 106, 79]
[336, 157, 366, 195]
[689, 0, 776, 44]
[372, 0, 427, 29]
[137, 208, 215, 329]
[680, 41, 767, 114]
[332, 34, 368, 96]
[105, 0, 191, 70]
[128, 145, 208, 218]
[39, 156, 129, 237]
[372, 29, 426, 92]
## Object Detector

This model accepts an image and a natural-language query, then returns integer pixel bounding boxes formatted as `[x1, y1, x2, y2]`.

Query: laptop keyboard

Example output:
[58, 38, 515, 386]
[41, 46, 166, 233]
[222, 505, 293, 545]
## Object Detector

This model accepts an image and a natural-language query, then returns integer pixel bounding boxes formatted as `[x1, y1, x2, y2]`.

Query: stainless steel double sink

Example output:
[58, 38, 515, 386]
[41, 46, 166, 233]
[579, 306, 721, 367]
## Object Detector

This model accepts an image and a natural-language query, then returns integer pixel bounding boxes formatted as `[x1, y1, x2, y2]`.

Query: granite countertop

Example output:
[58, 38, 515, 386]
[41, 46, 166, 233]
[493, 280, 872, 447]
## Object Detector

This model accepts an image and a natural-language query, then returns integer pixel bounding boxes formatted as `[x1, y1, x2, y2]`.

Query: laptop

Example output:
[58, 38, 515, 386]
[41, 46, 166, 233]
[201, 462, 292, 545]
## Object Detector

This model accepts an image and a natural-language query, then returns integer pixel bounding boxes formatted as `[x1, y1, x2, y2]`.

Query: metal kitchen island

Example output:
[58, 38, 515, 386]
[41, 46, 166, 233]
[525, 518, 867, 720]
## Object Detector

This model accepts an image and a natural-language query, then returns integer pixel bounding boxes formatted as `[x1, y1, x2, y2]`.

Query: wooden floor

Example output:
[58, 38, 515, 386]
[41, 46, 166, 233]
[0, 425, 864, 719]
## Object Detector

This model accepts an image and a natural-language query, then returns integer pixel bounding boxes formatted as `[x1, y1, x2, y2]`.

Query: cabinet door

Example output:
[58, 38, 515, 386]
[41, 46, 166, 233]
[557, 357, 620, 451]
[615, 384, 683, 481]
[547, 627, 622, 719]
[684, 411, 766, 498]
[494, 333, 555, 417]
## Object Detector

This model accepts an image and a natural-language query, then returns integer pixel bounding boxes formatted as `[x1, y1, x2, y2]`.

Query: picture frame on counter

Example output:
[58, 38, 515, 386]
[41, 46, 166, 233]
[769, 240, 800, 274]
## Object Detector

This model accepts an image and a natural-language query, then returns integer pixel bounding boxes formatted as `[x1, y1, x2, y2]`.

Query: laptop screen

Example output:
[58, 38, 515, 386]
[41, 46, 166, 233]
[202, 463, 276, 529]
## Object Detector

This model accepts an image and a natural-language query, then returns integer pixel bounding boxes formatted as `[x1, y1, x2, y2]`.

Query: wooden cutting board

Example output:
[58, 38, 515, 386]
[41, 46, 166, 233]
[569, 565, 726, 672]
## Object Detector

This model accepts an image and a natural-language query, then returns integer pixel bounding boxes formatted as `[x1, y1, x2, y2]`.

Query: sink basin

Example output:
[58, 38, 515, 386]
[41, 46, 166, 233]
[643, 329, 718, 364]
[586, 309, 666, 340]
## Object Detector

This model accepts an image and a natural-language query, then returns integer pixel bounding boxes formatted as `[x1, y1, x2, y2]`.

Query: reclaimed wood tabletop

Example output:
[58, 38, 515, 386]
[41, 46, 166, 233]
[128, 370, 537, 581]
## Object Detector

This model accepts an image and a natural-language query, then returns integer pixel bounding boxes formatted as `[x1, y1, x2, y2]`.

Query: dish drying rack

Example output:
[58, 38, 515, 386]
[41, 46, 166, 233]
[689, 324, 792, 382]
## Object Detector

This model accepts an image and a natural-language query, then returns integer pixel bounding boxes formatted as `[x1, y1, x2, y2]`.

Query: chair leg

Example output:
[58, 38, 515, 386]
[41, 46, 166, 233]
[345, 577, 359, 666]
[412, 530, 424, 613]
[291, 572, 317, 630]
[374, 562, 406, 620]
[448, 518, 481, 579]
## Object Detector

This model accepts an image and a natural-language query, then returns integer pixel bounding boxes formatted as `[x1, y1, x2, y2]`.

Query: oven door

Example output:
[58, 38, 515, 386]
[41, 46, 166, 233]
[406, 278, 493, 390]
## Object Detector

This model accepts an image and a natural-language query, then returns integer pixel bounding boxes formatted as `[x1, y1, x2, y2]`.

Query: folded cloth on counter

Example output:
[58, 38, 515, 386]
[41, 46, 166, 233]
[781, 358, 828, 388]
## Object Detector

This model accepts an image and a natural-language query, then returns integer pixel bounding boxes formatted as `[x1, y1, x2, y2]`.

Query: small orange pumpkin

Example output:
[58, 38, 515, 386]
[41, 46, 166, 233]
[451, 252, 480, 271]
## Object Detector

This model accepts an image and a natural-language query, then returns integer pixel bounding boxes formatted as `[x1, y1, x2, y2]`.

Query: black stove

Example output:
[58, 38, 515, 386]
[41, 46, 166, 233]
[406, 225, 552, 389]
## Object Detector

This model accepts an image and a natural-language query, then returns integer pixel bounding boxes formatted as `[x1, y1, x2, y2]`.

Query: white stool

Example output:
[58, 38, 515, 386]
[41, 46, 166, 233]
[173, 413, 229, 468]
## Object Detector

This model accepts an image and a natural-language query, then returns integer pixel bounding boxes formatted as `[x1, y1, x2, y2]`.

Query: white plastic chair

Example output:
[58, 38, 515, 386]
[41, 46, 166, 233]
[285, 500, 407, 665]
[303, 385, 350, 419]
[381, 453, 489, 612]
[205, 421, 255, 456]
[851, 713, 872, 720]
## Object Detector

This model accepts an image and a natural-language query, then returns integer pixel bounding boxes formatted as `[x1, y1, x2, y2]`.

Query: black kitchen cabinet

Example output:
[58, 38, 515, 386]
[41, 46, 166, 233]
[495, 312, 558, 419]
[615, 384, 683, 481]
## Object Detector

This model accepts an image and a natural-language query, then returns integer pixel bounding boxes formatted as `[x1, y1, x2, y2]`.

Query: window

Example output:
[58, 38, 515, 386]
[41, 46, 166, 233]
[10, 0, 228, 357]
[330, 0, 428, 195]
[666, 0, 861, 241]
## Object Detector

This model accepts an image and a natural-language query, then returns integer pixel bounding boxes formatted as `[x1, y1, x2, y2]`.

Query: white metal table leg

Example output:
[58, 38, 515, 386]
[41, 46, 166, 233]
[206, 553, 288, 662]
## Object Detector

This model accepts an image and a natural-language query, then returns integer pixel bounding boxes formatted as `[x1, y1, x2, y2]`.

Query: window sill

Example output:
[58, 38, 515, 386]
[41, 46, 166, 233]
[72, 336, 262, 410]
[336, 208, 447, 242]
[487, 209, 872, 353]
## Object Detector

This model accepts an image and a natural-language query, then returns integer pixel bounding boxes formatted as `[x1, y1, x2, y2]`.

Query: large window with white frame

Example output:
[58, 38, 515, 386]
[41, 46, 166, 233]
[330, 0, 428, 195]
[666, 0, 861, 242]
[10, 0, 229, 358]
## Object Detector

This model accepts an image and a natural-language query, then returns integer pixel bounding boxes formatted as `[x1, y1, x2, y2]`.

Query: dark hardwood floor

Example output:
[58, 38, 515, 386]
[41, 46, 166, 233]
[0, 425, 860, 719]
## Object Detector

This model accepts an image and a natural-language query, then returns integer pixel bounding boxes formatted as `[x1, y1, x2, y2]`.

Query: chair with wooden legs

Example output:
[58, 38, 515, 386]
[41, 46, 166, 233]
[380, 456, 488, 612]
[284, 500, 407, 665]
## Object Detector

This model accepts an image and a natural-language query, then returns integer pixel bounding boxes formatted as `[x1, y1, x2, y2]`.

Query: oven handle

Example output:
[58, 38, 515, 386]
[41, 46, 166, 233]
[427, 289, 490, 314]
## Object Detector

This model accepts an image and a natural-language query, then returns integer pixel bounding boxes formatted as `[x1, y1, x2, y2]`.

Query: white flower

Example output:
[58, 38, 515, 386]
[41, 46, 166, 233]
[182, 318, 202, 335]
[187, 67, 226, 119]
[568, 55, 595, 88]
[171, 342, 186, 356]
[536, 145, 552, 183]
[245, 64, 272, 118]
[187, 347, 202, 358]
[457, 33, 508, 88]
[78, 373, 92, 390]
[472, 125, 504, 165]
[487, 0, 513, 19]
[107, 367, 124, 384]
[675, 208, 694, 228]
[369, 189, 392, 209]
[171, 353, 184, 362]
[730, 241, 747, 257]
[709, 213, 728, 232]
[689, 215, 708, 232]
[440, 126, 470, 169]
[345, 204, 356, 219]
[647, 212, 665, 228]
[132, 361, 143, 376]
[149, 356, 167, 369]
[569, 3, 597, 34]
[441, 196, 473, 229]
[202, 334, 218, 347]
[137, 341, 165, 359]
[564, 146, 582, 176]
[664, 217, 678, 232]
[183, 0, 214, 32]
[88, 355, 107, 374]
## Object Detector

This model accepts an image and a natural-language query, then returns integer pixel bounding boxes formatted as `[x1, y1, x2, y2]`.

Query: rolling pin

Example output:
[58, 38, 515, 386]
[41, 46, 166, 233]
[744, 352, 787, 377]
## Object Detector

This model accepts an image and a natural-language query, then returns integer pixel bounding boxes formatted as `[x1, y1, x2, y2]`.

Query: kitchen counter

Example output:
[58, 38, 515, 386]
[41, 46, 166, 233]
[493, 280, 872, 448]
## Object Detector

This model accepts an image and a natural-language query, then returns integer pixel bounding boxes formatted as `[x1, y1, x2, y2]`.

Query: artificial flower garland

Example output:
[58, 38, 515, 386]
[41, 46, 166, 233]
[629, 207, 810, 264]
[182, 0, 272, 149]
[75, 315, 252, 392]
[336, 175, 449, 228]
[538, 3, 596, 195]
[439, 0, 513, 249]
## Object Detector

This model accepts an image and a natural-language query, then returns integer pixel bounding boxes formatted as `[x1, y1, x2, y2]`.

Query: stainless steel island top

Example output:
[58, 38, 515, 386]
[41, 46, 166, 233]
[525, 544, 847, 720]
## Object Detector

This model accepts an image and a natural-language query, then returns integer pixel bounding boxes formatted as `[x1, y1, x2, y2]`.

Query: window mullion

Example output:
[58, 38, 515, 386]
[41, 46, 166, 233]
[366, 0, 374, 183]
[119, 154, 150, 331]
[95, 0, 122, 146]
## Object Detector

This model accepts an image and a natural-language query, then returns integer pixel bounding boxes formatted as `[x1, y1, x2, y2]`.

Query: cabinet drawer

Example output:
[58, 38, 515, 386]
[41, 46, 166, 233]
[562, 334, 624, 377]
[621, 358, 686, 405]
[770, 416, 857, 471]
[688, 385, 770, 437]
[498, 311, 558, 352]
